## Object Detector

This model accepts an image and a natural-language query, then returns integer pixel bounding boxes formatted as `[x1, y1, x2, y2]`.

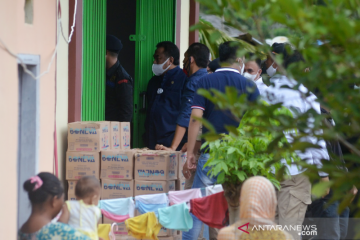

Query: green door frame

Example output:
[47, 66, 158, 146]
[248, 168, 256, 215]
[82, 0, 107, 121]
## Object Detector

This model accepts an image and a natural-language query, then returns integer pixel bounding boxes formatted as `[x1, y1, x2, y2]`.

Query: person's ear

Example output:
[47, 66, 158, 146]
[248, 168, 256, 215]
[169, 56, 174, 65]
[258, 69, 262, 76]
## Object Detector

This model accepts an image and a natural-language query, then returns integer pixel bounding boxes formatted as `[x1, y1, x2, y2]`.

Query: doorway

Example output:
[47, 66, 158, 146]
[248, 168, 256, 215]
[17, 54, 40, 228]
[106, 0, 176, 148]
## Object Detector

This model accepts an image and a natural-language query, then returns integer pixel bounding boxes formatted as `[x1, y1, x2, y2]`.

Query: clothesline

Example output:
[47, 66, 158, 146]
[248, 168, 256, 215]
[129, 187, 207, 200]
[103, 190, 229, 240]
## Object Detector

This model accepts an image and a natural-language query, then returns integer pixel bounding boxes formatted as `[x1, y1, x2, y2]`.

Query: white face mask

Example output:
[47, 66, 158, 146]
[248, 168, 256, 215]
[266, 62, 277, 77]
[238, 59, 245, 75]
[152, 58, 171, 76]
[243, 72, 258, 81]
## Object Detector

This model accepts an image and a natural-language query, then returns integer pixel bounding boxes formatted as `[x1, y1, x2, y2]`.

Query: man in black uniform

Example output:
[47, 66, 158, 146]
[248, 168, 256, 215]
[105, 34, 133, 122]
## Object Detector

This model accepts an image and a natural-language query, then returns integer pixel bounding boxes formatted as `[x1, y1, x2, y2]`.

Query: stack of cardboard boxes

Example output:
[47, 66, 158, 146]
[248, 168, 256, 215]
[66, 121, 130, 199]
[132, 150, 178, 239]
[176, 152, 187, 191]
[66, 121, 185, 240]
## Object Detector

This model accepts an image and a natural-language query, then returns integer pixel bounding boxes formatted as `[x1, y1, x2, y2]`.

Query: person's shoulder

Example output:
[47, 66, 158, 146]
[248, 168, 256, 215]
[38, 223, 91, 240]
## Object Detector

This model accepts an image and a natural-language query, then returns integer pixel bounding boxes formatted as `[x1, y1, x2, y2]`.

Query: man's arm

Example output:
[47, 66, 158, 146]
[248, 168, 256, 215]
[116, 78, 133, 122]
[170, 125, 187, 150]
[187, 109, 203, 170]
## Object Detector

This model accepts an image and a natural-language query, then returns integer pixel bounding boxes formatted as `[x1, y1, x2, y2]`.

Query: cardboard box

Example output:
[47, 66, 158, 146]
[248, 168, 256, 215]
[101, 150, 134, 180]
[177, 151, 187, 179]
[120, 122, 131, 150]
[68, 121, 110, 152]
[110, 122, 131, 150]
[101, 179, 134, 199]
[116, 236, 138, 240]
[103, 220, 128, 237]
[134, 151, 177, 180]
[67, 180, 77, 200]
[175, 179, 186, 191]
[134, 180, 175, 196]
[66, 151, 100, 180]
[158, 227, 176, 237]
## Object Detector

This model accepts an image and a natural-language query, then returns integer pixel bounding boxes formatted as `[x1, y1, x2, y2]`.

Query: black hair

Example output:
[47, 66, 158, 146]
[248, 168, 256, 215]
[23, 172, 64, 205]
[271, 43, 304, 69]
[156, 41, 180, 65]
[208, 58, 221, 72]
[219, 41, 240, 63]
[246, 53, 262, 68]
[187, 43, 210, 68]
[75, 176, 101, 199]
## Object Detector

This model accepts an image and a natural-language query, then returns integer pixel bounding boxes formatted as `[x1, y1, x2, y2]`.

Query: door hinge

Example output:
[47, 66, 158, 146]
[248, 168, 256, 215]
[129, 35, 146, 41]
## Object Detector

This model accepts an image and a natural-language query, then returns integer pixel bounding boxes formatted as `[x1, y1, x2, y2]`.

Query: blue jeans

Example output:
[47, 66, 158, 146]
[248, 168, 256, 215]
[310, 199, 349, 240]
[182, 153, 217, 240]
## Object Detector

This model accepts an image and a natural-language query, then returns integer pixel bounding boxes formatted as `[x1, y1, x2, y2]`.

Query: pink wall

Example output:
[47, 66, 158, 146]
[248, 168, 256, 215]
[0, 0, 57, 237]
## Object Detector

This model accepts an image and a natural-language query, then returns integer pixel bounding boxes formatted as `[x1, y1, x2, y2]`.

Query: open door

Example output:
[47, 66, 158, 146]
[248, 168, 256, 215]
[132, 0, 176, 148]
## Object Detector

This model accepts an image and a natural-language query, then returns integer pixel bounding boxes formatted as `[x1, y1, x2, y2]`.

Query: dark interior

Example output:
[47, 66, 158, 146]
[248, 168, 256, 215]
[107, 0, 136, 79]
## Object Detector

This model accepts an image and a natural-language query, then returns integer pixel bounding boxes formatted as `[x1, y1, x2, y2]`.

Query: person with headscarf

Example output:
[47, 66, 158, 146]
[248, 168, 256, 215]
[217, 176, 293, 240]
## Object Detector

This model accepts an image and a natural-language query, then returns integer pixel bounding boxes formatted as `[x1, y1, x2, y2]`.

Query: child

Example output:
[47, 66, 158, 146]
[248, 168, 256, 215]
[18, 172, 90, 240]
[59, 176, 102, 240]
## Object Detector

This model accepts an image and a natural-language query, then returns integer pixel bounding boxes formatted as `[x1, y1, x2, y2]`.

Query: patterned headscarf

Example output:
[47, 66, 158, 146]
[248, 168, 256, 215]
[239, 176, 277, 226]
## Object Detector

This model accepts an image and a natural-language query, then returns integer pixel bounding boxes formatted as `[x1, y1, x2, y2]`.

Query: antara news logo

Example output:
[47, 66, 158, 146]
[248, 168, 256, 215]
[238, 223, 317, 236]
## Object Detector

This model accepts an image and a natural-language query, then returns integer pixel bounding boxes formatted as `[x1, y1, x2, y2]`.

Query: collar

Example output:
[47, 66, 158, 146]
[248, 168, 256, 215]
[255, 77, 264, 84]
[106, 60, 120, 78]
[215, 68, 240, 74]
[163, 66, 181, 78]
[190, 68, 207, 78]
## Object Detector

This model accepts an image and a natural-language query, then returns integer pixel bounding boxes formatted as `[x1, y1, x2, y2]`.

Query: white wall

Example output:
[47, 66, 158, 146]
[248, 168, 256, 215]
[56, 0, 69, 182]
[179, 0, 190, 68]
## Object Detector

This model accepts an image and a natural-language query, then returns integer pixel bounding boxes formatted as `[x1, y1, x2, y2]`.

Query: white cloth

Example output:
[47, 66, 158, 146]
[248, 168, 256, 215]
[135, 193, 169, 205]
[66, 200, 101, 235]
[168, 189, 202, 206]
[254, 77, 268, 96]
[205, 184, 223, 196]
[263, 74, 330, 176]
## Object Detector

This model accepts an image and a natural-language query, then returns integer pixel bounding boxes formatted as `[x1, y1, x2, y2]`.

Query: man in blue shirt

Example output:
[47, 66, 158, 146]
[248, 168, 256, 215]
[155, 43, 210, 151]
[182, 41, 260, 240]
[143, 41, 188, 150]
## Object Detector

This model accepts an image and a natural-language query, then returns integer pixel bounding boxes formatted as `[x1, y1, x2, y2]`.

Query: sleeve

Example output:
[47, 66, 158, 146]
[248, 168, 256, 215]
[176, 78, 194, 128]
[191, 79, 207, 111]
[115, 78, 133, 122]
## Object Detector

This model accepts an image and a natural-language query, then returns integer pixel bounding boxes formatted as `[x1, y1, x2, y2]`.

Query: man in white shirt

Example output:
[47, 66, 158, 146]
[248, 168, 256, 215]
[263, 43, 330, 240]
[243, 58, 268, 95]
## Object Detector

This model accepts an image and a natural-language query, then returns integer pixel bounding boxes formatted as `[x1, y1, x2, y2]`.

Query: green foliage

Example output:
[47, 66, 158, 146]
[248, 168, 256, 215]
[203, 99, 300, 190]
[195, 0, 360, 223]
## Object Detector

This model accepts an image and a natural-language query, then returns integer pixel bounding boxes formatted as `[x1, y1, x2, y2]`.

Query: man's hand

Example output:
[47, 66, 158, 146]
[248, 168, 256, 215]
[350, 185, 358, 203]
[181, 143, 188, 152]
[187, 152, 197, 171]
[182, 161, 192, 179]
[320, 176, 330, 198]
[155, 144, 173, 151]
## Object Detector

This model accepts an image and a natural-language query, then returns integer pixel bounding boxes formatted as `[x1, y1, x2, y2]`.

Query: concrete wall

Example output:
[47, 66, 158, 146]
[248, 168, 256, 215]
[56, 0, 69, 183]
[0, 0, 57, 237]
[179, 0, 190, 68]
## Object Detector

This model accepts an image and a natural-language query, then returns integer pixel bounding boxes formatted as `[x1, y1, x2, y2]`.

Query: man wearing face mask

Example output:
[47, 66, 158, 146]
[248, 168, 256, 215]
[263, 43, 330, 240]
[182, 41, 259, 240]
[143, 41, 187, 150]
[155, 43, 209, 152]
[243, 57, 268, 95]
